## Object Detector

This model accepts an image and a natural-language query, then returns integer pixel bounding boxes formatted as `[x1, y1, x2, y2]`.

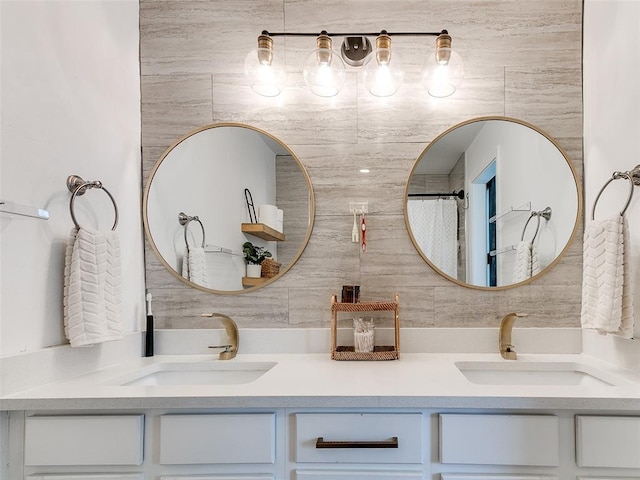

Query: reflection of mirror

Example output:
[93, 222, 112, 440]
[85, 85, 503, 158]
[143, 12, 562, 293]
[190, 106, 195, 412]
[143, 123, 315, 294]
[404, 116, 582, 290]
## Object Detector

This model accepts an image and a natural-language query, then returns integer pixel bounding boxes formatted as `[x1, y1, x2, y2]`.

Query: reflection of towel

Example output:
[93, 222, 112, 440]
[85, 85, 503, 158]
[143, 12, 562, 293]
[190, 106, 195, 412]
[63, 227, 124, 347]
[182, 247, 209, 287]
[581, 215, 634, 338]
[512, 241, 540, 283]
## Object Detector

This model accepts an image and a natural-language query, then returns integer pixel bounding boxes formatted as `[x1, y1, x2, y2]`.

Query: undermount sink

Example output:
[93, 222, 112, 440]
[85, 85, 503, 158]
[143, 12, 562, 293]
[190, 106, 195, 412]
[114, 361, 277, 387]
[455, 361, 618, 387]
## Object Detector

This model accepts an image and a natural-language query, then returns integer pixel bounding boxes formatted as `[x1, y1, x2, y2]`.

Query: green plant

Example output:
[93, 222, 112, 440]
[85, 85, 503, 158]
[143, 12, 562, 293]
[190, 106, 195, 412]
[242, 241, 272, 265]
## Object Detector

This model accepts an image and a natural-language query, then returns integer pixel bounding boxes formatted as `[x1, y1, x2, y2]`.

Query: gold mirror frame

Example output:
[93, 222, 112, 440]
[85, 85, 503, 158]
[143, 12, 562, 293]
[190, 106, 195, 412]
[403, 116, 583, 290]
[143, 122, 315, 295]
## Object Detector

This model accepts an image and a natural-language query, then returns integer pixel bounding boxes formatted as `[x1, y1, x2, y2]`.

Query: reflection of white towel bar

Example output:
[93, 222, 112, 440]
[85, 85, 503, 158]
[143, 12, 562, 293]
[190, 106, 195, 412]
[204, 244, 243, 256]
[489, 244, 517, 257]
[0, 200, 50, 220]
[489, 202, 531, 223]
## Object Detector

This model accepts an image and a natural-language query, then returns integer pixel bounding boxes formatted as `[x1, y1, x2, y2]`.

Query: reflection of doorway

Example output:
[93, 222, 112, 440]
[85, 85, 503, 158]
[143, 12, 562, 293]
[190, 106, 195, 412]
[486, 174, 497, 286]
[468, 160, 496, 287]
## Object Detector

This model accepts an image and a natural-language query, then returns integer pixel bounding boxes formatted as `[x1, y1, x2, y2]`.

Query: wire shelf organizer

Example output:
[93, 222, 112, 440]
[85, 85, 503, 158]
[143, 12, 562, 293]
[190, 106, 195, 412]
[330, 294, 400, 361]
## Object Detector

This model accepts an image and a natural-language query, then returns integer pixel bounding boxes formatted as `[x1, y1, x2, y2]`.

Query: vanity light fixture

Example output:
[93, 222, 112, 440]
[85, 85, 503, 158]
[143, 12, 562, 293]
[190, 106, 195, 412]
[245, 29, 463, 98]
[303, 32, 346, 97]
[421, 31, 464, 97]
[244, 33, 287, 97]
[362, 32, 404, 97]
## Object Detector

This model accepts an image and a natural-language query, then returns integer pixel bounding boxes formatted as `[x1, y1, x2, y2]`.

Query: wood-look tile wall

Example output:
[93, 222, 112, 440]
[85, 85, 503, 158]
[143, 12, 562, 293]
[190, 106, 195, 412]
[141, 0, 583, 329]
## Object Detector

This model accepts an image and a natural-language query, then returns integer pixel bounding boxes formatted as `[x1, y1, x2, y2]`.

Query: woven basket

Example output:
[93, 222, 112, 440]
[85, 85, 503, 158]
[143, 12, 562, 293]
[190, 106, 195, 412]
[261, 258, 281, 278]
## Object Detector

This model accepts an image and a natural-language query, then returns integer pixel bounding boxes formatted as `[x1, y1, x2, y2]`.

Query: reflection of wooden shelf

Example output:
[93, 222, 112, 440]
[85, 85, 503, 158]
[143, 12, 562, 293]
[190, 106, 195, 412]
[242, 276, 267, 287]
[241, 223, 285, 242]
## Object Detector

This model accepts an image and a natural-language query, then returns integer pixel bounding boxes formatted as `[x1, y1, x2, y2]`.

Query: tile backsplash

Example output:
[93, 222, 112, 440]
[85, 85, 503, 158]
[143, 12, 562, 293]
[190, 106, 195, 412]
[141, 0, 583, 329]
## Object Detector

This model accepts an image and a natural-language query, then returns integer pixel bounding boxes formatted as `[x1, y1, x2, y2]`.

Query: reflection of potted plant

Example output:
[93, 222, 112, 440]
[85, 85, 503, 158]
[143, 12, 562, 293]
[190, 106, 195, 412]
[243, 241, 272, 278]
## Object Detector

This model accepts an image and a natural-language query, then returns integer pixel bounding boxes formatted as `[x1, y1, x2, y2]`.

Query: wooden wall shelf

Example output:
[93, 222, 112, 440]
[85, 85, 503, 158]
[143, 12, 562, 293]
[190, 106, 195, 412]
[242, 276, 267, 287]
[241, 223, 285, 242]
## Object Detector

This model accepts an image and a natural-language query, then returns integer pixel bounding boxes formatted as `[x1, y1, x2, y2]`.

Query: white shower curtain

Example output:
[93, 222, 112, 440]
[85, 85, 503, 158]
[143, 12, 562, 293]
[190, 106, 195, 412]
[407, 198, 458, 277]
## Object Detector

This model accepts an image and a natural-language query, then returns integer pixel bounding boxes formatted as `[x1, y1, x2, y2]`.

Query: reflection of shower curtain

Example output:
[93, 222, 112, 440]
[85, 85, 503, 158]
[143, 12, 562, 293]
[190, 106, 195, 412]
[407, 198, 458, 277]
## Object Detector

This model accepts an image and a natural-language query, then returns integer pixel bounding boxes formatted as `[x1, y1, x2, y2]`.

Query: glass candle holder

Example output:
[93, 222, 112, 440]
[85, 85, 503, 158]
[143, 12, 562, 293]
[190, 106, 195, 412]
[353, 317, 375, 353]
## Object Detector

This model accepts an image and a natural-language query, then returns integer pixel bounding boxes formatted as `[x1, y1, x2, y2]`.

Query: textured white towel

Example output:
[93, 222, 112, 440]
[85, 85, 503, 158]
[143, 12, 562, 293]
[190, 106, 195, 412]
[63, 227, 124, 347]
[581, 215, 634, 338]
[182, 246, 209, 287]
[512, 241, 540, 283]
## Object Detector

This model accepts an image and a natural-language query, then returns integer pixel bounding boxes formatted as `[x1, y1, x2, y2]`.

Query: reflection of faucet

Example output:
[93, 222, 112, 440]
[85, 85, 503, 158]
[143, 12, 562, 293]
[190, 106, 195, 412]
[201, 313, 238, 360]
[499, 312, 528, 360]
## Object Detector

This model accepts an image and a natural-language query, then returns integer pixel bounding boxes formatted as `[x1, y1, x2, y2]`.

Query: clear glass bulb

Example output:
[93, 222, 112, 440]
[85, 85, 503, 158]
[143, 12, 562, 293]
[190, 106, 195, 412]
[421, 47, 464, 98]
[303, 47, 346, 97]
[244, 47, 286, 97]
[362, 48, 403, 97]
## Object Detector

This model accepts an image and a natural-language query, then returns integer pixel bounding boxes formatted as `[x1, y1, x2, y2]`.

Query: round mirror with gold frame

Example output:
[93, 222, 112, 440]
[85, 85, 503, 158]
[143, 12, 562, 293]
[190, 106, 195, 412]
[143, 123, 315, 294]
[404, 116, 582, 290]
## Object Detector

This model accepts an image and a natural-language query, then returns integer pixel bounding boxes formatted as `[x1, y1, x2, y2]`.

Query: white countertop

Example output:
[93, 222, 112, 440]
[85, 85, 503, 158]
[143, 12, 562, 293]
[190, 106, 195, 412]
[2, 351, 639, 411]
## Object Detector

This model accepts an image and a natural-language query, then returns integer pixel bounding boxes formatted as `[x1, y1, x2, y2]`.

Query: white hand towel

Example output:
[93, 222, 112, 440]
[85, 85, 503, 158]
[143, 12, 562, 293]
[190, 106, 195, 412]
[181, 246, 209, 288]
[581, 215, 634, 338]
[63, 227, 124, 347]
[513, 240, 534, 283]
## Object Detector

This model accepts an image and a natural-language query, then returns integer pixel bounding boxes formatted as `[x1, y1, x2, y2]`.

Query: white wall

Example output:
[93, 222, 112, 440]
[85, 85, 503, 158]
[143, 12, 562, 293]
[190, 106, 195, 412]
[584, 0, 640, 338]
[0, 0, 144, 356]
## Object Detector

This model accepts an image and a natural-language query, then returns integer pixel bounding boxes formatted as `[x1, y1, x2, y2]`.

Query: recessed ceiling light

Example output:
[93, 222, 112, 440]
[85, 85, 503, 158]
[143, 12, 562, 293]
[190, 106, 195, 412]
[360, 168, 370, 173]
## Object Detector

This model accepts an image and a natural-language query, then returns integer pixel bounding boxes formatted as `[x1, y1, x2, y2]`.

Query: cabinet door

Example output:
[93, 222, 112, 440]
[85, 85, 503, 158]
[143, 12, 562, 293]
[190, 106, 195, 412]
[295, 470, 422, 480]
[24, 415, 144, 466]
[439, 414, 559, 466]
[160, 413, 275, 464]
[576, 415, 640, 468]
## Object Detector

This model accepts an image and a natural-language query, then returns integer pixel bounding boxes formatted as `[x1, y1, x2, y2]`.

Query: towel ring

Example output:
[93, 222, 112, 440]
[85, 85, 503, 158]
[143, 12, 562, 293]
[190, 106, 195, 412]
[591, 164, 640, 220]
[178, 212, 206, 251]
[520, 207, 552, 242]
[66, 175, 118, 231]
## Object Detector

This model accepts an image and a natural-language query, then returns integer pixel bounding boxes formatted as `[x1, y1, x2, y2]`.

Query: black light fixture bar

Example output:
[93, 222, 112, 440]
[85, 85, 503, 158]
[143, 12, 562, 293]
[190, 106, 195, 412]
[262, 29, 447, 37]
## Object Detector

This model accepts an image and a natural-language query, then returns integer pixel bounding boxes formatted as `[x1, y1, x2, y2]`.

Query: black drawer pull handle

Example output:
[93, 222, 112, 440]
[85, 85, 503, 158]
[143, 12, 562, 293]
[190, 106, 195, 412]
[315, 436, 399, 449]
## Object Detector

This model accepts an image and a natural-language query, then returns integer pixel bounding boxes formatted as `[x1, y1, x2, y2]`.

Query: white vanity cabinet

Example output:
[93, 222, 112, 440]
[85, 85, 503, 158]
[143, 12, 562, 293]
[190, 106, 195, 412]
[8, 409, 640, 479]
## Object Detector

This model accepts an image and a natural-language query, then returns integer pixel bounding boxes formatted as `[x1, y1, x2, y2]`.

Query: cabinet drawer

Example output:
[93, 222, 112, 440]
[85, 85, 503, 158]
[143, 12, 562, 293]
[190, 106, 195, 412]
[295, 413, 423, 464]
[160, 413, 275, 464]
[27, 476, 144, 480]
[161, 476, 273, 480]
[439, 414, 559, 466]
[24, 415, 144, 466]
[576, 415, 640, 468]
[441, 476, 557, 480]
[295, 470, 422, 479]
